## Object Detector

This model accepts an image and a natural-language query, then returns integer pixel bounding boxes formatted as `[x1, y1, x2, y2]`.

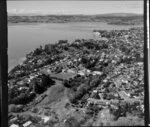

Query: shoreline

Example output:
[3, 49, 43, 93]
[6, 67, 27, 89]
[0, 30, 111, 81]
[8, 21, 143, 26]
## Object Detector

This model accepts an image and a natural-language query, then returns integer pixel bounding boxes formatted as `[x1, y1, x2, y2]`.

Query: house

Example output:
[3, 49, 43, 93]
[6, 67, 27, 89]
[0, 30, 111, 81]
[141, 104, 144, 113]
[122, 91, 130, 97]
[87, 98, 109, 106]
[41, 116, 51, 123]
[67, 69, 75, 73]
[23, 121, 32, 127]
[93, 71, 103, 75]
[137, 62, 143, 65]
[78, 70, 85, 76]
[17, 81, 24, 86]
[19, 86, 28, 91]
[29, 76, 35, 80]
[10, 124, 19, 127]
[46, 69, 51, 73]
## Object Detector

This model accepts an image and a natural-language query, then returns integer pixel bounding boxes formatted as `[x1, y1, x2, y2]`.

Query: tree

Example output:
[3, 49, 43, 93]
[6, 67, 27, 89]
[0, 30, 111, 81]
[34, 47, 42, 55]
[63, 80, 70, 88]
[44, 44, 52, 54]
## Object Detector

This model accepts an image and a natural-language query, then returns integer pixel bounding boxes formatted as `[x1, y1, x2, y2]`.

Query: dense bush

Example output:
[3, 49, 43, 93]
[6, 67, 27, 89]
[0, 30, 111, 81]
[9, 74, 55, 104]
[8, 87, 20, 104]
[58, 40, 68, 44]
[63, 75, 85, 89]
[63, 80, 70, 88]
[11, 91, 36, 105]
[83, 41, 96, 49]
[68, 75, 105, 103]
[33, 74, 55, 94]
[44, 44, 53, 54]
[109, 101, 143, 120]
[44, 44, 60, 55]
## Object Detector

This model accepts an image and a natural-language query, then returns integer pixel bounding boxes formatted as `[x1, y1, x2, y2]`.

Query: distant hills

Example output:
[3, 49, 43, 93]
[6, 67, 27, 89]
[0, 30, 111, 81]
[97, 13, 142, 17]
[8, 13, 143, 25]
[8, 12, 142, 17]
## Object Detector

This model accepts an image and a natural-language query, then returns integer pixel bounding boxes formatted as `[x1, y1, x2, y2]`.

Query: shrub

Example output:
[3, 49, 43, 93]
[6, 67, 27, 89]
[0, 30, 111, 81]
[58, 40, 68, 44]
[9, 104, 19, 113]
[34, 47, 43, 55]
[8, 87, 20, 104]
[63, 80, 71, 88]
[65, 117, 80, 127]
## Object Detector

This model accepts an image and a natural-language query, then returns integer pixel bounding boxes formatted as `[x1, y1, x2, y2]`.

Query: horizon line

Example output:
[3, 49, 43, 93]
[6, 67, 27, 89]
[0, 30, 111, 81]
[8, 12, 143, 16]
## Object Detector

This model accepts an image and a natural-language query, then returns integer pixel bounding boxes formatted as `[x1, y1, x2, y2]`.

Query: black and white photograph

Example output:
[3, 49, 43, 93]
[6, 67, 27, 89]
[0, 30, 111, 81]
[3, 0, 147, 126]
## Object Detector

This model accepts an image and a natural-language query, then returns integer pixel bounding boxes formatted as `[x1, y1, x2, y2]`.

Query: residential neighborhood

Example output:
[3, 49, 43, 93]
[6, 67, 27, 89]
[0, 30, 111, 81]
[8, 27, 144, 126]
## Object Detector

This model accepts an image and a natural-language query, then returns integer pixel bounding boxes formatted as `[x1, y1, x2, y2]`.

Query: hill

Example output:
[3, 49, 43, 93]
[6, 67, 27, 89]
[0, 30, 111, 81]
[8, 13, 143, 25]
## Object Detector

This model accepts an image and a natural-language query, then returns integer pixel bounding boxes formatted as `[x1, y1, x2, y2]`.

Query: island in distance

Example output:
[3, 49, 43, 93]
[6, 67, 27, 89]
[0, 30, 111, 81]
[8, 13, 143, 25]
[8, 14, 144, 127]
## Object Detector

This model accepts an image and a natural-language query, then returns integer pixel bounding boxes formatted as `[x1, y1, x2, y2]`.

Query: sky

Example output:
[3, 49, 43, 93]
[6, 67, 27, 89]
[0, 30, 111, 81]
[7, 1, 143, 15]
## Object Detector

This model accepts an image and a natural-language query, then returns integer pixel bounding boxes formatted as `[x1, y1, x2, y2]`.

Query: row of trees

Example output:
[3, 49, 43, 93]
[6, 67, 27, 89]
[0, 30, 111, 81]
[64, 74, 106, 103]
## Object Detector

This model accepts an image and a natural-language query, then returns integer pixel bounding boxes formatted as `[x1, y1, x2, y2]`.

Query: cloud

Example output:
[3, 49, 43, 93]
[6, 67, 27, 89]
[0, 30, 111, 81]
[8, 8, 25, 14]
[7, 8, 43, 15]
